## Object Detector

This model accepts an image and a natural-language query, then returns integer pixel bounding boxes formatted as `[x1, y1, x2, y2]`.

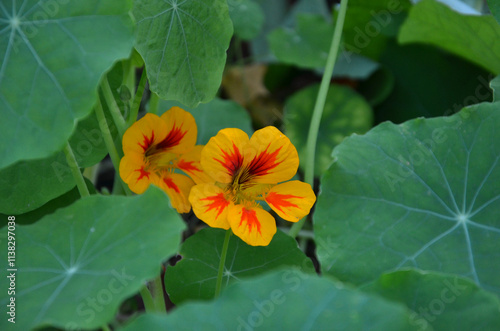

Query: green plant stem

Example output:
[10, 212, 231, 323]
[112, 172, 126, 195]
[101, 324, 111, 331]
[128, 68, 148, 126]
[139, 285, 155, 313]
[289, 0, 349, 238]
[63, 142, 90, 198]
[102, 76, 127, 136]
[215, 229, 232, 298]
[149, 91, 160, 115]
[151, 273, 167, 313]
[94, 99, 132, 195]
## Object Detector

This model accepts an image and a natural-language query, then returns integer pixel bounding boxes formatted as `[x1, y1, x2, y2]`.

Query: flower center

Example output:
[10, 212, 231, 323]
[143, 148, 178, 175]
[222, 167, 272, 205]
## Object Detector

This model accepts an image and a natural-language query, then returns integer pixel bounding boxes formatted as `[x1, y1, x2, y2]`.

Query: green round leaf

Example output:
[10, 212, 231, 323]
[0, 187, 186, 330]
[157, 97, 254, 145]
[399, 0, 500, 74]
[363, 269, 500, 330]
[0, 0, 135, 169]
[124, 270, 420, 331]
[314, 103, 500, 295]
[165, 228, 314, 304]
[228, 0, 264, 40]
[268, 14, 333, 69]
[133, 0, 233, 107]
[285, 83, 373, 175]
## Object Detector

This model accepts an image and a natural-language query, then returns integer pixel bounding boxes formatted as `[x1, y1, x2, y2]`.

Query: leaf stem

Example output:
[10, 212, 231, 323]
[102, 76, 127, 136]
[94, 99, 131, 195]
[151, 273, 167, 313]
[289, 0, 349, 238]
[139, 285, 155, 313]
[128, 68, 147, 126]
[63, 142, 90, 198]
[215, 229, 232, 298]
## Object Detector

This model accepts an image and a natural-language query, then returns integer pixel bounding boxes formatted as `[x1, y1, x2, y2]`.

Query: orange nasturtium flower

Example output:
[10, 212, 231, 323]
[119, 107, 207, 213]
[189, 127, 316, 246]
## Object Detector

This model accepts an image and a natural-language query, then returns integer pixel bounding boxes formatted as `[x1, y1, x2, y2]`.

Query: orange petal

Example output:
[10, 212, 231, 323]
[119, 153, 159, 194]
[158, 107, 197, 155]
[176, 145, 213, 184]
[265, 181, 316, 222]
[189, 183, 231, 229]
[122, 113, 168, 155]
[246, 126, 299, 184]
[158, 173, 195, 213]
[228, 204, 276, 246]
[201, 128, 249, 183]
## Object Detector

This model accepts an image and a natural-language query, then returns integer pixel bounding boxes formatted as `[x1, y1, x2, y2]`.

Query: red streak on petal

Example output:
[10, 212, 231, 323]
[201, 193, 230, 220]
[135, 167, 150, 182]
[247, 144, 283, 177]
[215, 142, 244, 176]
[239, 208, 261, 234]
[138, 131, 155, 153]
[156, 123, 187, 150]
[178, 160, 202, 173]
[266, 191, 301, 214]
[163, 177, 180, 193]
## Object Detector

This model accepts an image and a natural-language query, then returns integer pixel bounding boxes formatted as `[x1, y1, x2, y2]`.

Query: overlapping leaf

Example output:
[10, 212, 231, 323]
[133, 0, 233, 107]
[0, 0, 135, 169]
[399, 0, 500, 74]
[0, 100, 120, 215]
[315, 103, 500, 295]
[125, 270, 420, 330]
[0, 187, 186, 330]
[363, 269, 500, 330]
[165, 228, 314, 303]
[343, 0, 412, 59]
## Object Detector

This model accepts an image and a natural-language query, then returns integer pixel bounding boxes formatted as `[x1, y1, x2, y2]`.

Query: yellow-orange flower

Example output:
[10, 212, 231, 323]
[119, 107, 208, 213]
[189, 127, 316, 246]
